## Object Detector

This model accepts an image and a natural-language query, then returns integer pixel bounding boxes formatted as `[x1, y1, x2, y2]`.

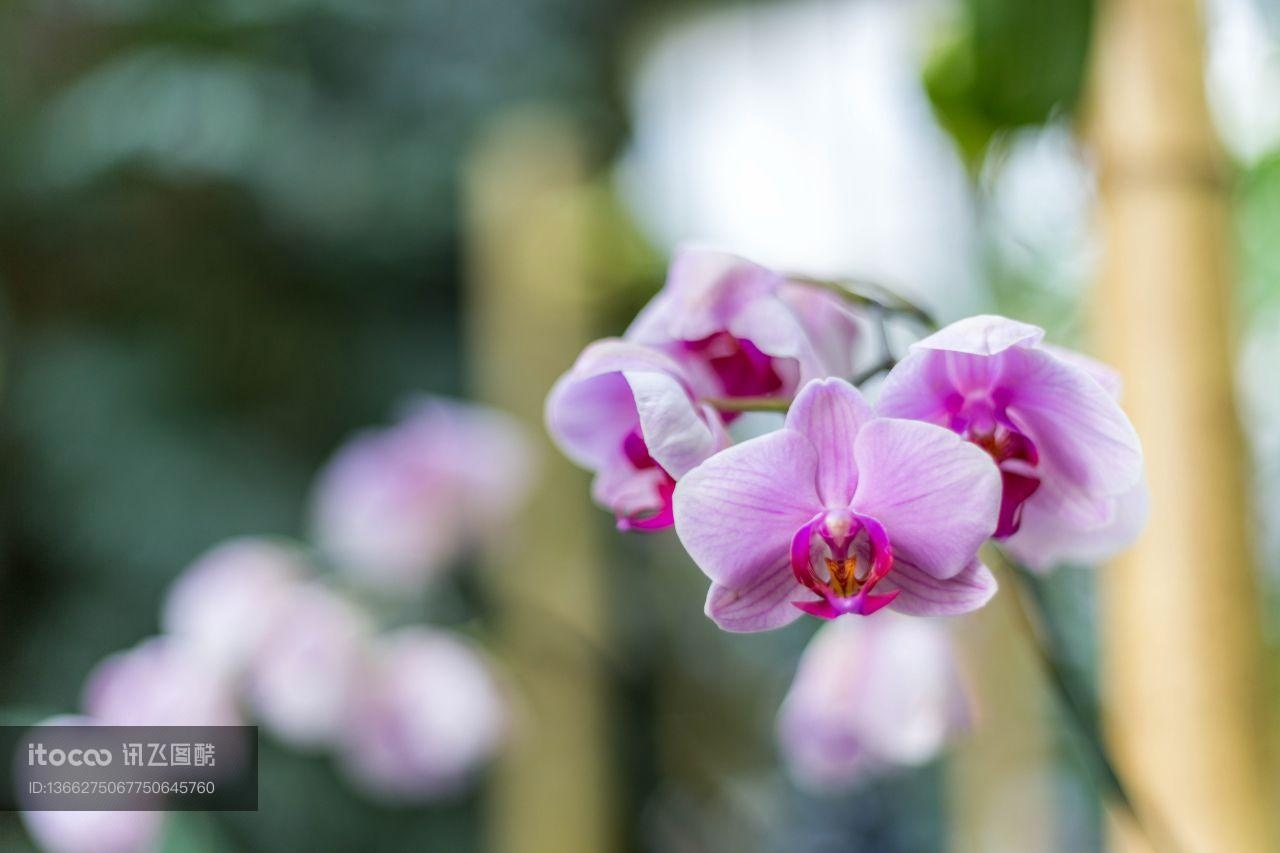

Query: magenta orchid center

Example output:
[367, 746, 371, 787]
[616, 427, 676, 532]
[790, 508, 899, 619]
[683, 332, 785, 403]
[944, 390, 1041, 538]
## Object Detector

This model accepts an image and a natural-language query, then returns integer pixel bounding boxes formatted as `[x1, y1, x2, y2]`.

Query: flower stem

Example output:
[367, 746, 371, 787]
[702, 395, 792, 413]
[992, 548, 1185, 853]
[789, 274, 938, 330]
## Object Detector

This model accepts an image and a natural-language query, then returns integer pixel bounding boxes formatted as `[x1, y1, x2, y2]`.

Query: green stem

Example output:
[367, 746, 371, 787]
[702, 395, 792, 414]
[789, 274, 938, 330]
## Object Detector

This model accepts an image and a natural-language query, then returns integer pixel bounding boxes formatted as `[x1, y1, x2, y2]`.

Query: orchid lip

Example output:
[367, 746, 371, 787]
[790, 510, 897, 620]
[683, 332, 786, 400]
[958, 406, 1042, 539]
[615, 428, 676, 532]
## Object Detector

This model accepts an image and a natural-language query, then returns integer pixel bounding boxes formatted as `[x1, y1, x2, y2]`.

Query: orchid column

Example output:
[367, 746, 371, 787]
[467, 111, 616, 853]
[1089, 0, 1275, 850]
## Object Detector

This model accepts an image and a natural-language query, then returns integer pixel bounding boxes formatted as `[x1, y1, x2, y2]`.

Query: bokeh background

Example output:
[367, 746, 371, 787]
[1, 0, 1277, 850]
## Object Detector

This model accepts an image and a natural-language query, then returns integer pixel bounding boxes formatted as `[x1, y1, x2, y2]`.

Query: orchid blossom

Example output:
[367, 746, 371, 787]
[161, 537, 307, 675]
[877, 315, 1144, 571]
[627, 245, 866, 403]
[19, 717, 165, 853]
[312, 397, 533, 592]
[777, 614, 970, 789]
[673, 378, 1001, 631]
[546, 339, 728, 531]
[338, 627, 506, 801]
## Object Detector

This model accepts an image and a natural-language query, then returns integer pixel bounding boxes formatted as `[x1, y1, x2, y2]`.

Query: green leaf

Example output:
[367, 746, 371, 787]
[925, 0, 1095, 166]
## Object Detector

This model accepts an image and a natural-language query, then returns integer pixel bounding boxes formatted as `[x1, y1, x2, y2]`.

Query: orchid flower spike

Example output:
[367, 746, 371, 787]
[674, 378, 1002, 632]
[876, 315, 1145, 571]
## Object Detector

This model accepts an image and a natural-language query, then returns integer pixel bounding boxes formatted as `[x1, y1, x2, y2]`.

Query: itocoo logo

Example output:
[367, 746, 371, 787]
[27, 743, 113, 767]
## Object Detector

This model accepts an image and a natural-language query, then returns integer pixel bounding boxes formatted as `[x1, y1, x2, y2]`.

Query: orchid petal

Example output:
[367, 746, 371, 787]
[1003, 347, 1143, 501]
[851, 418, 1001, 579]
[673, 430, 821, 588]
[546, 338, 725, 525]
[1040, 343, 1124, 400]
[545, 371, 636, 471]
[911, 314, 1044, 356]
[777, 282, 868, 381]
[545, 340, 690, 466]
[627, 247, 782, 345]
[875, 348, 956, 424]
[590, 459, 670, 520]
[627, 369, 722, 478]
[884, 558, 998, 616]
[705, 574, 806, 633]
[784, 378, 874, 505]
[777, 615, 968, 791]
[626, 246, 836, 390]
[1004, 479, 1150, 572]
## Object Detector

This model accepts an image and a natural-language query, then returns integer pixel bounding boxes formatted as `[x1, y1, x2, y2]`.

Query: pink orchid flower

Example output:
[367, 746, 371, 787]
[673, 378, 1001, 632]
[246, 582, 373, 748]
[337, 627, 506, 801]
[20, 718, 165, 853]
[876, 315, 1144, 571]
[82, 637, 241, 728]
[312, 397, 533, 593]
[627, 246, 866, 402]
[545, 339, 729, 531]
[161, 538, 307, 676]
[778, 614, 971, 790]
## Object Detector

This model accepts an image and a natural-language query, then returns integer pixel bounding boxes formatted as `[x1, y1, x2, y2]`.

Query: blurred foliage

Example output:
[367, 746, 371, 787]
[0, 0, 642, 849]
[1236, 152, 1280, 312]
[925, 0, 1095, 166]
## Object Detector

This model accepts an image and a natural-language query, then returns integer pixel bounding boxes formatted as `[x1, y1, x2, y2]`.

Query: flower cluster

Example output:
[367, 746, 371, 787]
[546, 246, 1145, 782]
[22, 398, 527, 853]
[549, 247, 1144, 627]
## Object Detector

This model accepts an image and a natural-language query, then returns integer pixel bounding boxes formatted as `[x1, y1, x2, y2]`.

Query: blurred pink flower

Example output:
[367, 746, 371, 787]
[20, 712, 166, 850]
[627, 246, 867, 399]
[337, 627, 506, 801]
[246, 582, 371, 748]
[20, 716, 166, 853]
[877, 315, 1144, 570]
[21, 803, 164, 853]
[161, 537, 307, 675]
[312, 397, 534, 592]
[82, 638, 239, 727]
[674, 378, 1000, 632]
[777, 615, 970, 790]
[545, 340, 728, 531]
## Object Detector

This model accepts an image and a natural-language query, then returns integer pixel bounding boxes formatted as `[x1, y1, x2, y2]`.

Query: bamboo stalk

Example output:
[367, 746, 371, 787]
[465, 110, 616, 853]
[1086, 1, 1275, 850]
